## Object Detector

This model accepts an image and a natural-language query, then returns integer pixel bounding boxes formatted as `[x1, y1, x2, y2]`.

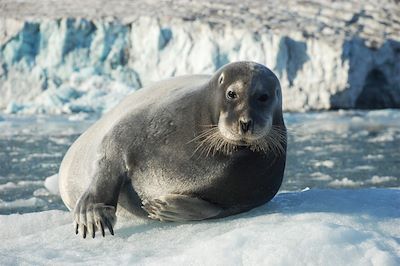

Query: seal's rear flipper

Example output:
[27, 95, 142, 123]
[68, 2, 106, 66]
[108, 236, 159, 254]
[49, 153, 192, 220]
[142, 194, 222, 222]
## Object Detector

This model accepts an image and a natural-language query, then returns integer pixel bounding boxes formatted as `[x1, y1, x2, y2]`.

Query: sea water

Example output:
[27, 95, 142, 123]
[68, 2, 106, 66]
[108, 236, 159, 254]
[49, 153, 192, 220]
[0, 110, 399, 215]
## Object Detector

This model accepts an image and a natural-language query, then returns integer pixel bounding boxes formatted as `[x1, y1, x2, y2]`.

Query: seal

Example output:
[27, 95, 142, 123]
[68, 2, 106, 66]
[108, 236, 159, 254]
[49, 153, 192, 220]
[59, 61, 287, 238]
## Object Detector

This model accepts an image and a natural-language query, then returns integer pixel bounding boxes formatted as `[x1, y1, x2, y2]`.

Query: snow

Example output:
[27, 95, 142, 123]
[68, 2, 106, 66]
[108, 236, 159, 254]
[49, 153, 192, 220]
[0, 189, 399, 265]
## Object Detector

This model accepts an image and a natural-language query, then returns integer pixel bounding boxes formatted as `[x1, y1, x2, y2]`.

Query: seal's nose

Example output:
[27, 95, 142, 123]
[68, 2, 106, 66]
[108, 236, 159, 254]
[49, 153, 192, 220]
[239, 119, 252, 133]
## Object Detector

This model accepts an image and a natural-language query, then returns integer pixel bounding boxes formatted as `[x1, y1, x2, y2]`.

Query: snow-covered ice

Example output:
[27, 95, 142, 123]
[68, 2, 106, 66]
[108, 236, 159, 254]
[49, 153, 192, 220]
[0, 189, 399, 265]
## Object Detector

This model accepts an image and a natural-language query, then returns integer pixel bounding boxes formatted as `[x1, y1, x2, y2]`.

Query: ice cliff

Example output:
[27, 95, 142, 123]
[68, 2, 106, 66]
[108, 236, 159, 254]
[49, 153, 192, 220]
[0, 0, 399, 114]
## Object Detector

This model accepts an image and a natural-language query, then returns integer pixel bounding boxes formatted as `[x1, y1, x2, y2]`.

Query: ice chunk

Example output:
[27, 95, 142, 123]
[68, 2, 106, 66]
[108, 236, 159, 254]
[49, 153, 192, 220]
[328, 178, 364, 188]
[368, 175, 397, 185]
[0, 198, 46, 211]
[44, 174, 59, 195]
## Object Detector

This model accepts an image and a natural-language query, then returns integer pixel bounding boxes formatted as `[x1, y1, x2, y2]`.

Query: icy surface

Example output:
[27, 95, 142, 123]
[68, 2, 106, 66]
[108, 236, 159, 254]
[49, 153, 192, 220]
[0, 189, 399, 265]
[0, 1, 399, 114]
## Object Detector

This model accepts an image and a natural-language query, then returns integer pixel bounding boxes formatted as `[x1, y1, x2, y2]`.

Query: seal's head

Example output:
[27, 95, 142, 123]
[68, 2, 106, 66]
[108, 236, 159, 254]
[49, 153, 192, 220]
[196, 62, 286, 156]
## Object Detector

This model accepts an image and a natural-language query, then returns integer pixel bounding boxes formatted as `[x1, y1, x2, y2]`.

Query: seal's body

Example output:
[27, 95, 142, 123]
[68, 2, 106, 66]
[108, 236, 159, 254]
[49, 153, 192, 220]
[59, 62, 287, 238]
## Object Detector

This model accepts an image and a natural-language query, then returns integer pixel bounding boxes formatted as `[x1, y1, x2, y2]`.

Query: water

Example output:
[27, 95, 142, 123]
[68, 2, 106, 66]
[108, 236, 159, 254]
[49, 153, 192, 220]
[0, 110, 399, 214]
[284, 110, 400, 190]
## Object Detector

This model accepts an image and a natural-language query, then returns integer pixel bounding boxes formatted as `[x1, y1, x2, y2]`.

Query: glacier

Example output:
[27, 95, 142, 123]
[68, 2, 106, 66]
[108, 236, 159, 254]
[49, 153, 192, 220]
[0, 0, 400, 114]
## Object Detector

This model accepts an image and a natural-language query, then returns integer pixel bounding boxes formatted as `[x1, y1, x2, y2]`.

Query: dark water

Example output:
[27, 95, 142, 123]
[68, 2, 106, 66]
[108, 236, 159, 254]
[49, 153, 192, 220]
[0, 110, 399, 214]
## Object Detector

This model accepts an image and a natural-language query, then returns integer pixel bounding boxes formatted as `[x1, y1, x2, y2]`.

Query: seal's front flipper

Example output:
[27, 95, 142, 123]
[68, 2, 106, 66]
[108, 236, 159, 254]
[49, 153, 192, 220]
[73, 174, 124, 238]
[142, 194, 222, 222]
[74, 198, 116, 238]
[73, 150, 125, 238]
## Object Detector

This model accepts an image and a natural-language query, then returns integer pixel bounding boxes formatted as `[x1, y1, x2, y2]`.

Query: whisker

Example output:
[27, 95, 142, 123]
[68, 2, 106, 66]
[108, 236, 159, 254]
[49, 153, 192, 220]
[190, 124, 287, 158]
[187, 127, 217, 144]
[193, 128, 222, 157]
[199, 124, 218, 128]
[249, 125, 287, 157]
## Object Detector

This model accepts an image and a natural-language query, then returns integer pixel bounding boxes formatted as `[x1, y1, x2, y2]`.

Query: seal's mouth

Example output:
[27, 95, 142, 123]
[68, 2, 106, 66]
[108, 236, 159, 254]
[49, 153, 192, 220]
[218, 122, 268, 143]
[221, 134, 265, 147]
[189, 125, 286, 157]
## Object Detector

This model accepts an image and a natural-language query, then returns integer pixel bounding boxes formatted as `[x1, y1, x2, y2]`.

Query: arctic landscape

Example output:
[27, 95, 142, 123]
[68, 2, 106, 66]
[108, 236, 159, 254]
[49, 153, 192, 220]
[0, 0, 400, 265]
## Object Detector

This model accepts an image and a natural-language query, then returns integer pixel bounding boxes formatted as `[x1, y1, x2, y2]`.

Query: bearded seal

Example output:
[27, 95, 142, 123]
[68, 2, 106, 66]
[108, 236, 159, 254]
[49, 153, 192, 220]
[59, 61, 287, 238]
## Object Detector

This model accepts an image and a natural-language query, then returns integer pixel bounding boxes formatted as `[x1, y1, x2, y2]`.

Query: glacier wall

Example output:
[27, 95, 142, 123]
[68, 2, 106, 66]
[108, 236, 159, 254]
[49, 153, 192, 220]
[0, 16, 399, 114]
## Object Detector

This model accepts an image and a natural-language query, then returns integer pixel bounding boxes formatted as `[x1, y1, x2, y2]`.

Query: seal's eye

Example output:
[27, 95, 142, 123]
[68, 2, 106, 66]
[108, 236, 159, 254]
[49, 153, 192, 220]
[226, 90, 237, 100]
[258, 94, 269, 102]
[218, 74, 224, 85]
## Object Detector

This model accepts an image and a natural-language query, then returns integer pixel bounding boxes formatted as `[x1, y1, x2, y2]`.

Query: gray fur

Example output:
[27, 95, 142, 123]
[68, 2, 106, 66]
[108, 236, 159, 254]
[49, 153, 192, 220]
[59, 62, 287, 238]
